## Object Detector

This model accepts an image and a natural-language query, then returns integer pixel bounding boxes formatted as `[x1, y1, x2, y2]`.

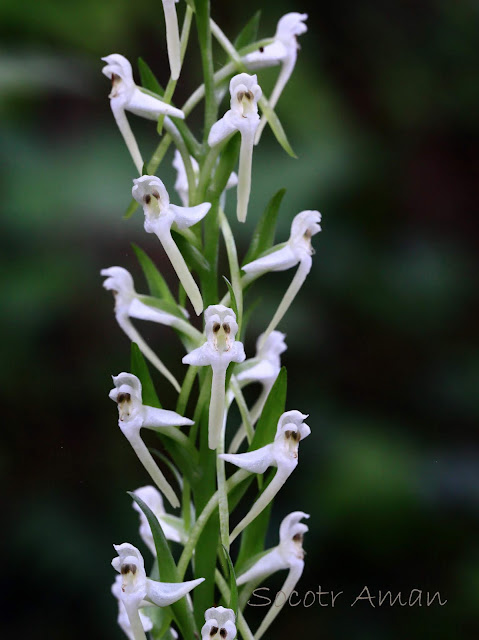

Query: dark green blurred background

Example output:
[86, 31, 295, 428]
[2, 0, 478, 638]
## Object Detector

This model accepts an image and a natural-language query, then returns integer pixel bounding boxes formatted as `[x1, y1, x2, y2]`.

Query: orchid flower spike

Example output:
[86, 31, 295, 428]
[238, 512, 309, 639]
[243, 13, 308, 144]
[132, 486, 186, 553]
[112, 575, 153, 640]
[208, 73, 262, 223]
[101, 266, 184, 392]
[161, 0, 182, 80]
[182, 305, 246, 450]
[132, 175, 210, 315]
[172, 149, 237, 208]
[201, 606, 237, 640]
[229, 331, 287, 453]
[112, 543, 204, 640]
[220, 410, 310, 542]
[101, 54, 184, 173]
[243, 210, 322, 348]
[109, 372, 194, 508]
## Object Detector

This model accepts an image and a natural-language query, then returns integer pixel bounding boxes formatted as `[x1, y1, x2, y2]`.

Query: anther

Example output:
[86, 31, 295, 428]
[220, 629, 227, 638]
[120, 563, 137, 575]
[222, 323, 231, 334]
[144, 195, 151, 205]
[259, 46, 264, 53]
[213, 322, 221, 333]
[210, 627, 219, 637]
[285, 430, 292, 439]
[117, 392, 131, 403]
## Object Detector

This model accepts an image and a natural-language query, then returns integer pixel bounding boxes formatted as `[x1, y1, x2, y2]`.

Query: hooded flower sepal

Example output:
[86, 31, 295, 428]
[112, 543, 204, 640]
[229, 331, 287, 453]
[237, 512, 309, 639]
[101, 54, 184, 173]
[242, 210, 321, 348]
[182, 305, 245, 449]
[201, 606, 237, 640]
[109, 373, 194, 508]
[208, 73, 262, 223]
[132, 486, 186, 554]
[220, 410, 310, 542]
[102, 266, 186, 392]
[243, 13, 308, 144]
[132, 175, 211, 316]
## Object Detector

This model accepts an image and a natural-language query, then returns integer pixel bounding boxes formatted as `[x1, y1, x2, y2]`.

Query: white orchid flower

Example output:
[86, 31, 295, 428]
[201, 606, 237, 640]
[109, 372, 194, 508]
[208, 73, 262, 223]
[132, 175, 211, 316]
[132, 486, 186, 553]
[242, 210, 321, 347]
[101, 54, 184, 173]
[161, 0, 182, 80]
[112, 543, 204, 640]
[229, 331, 287, 453]
[101, 266, 187, 392]
[172, 149, 237, 208]
[243, 13, 308, 144]
[112, 575, 153, 640]
[182, 305, 246, 450]
[238, 512, 309, 639]
[220, 410, 310, 541]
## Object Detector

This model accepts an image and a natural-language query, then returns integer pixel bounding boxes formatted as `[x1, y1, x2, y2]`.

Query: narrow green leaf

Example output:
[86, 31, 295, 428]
[240, 297, 261, 341]
[138, 57, 165, 95]
[124, 198, 139, 219]
[132, 244, 177, 303]
[258, 97, 297, 158]
[234, 11, 261, 50]
[128, 492, 198, 640]
[243, 189, 286, 265]
[174, 232, 211, 274]
[222, 277, 238, 321]
[221, 545, 238, 616]
[249, 367, 287, 451]
[130, 343, 162, 408]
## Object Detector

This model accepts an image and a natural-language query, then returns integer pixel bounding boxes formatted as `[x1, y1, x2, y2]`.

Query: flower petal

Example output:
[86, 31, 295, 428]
[146, 577, 204, 607]
[169, 203, 211, 230]
[219, 444, 274, 474]
[242, 244, 298, 275]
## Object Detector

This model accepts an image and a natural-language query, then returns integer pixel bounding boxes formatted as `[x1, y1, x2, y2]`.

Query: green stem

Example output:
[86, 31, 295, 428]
[177, 468, 249, 579]
[176, 364, 198, 415]
[214, 569, 255, 640]
[195, 0, 216, 139]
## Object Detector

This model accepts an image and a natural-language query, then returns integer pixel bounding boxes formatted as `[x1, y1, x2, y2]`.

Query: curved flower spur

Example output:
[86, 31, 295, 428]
[237, 512, 309, 639]
[243, 210, 322, 348]
[208, 73, 262, 223]
[101, 54, 184, 173]
[182, 305, 246, 450]
[132, 175, 211, 316]
[109, 372, 194, 508]
[101, 266, 187, 392]
[220, 410, 310, 542]
[112, 543, 204, 640]
[243, 13, 308, 145]
[201, 606, 237, 640]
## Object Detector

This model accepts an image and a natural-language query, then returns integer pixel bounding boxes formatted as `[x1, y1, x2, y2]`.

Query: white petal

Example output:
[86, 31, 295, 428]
[146, 577, 204, 607]
[242, 244, 298, 275]
[236, 547, 287, 585]
[182, 343, 213, 367]
[142, 406, 194, 428]
[219, 444, 274, 474]
[127, 87, 184, 120]
[236, 360, 277, 384]
[128, 297, 177, 325]
[208, 113, 238, 147]
[169, 202, 211, 230]
[243, 41, 287, 69]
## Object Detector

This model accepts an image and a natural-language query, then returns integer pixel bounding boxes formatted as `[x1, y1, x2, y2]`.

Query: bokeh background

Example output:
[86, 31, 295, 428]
[2, 0, 478, 638]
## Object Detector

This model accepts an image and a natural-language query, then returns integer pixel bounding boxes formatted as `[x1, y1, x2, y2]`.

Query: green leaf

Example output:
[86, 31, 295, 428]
[130, 343, 162, 408]
[128, 492, 198, 640]
[138, 57, 165, 95]
[234, 11, 261, 50]
[221, 545, 238, 616]
[249, 367, 287, 451]
[235, 470, 274, 574]
[137, 295, 187, 320]
[132, 244, 176, 303]
[258, 97, 297, 158]
[174, 232, 211, 274]
[124, 198, 139, 219]
[222, 277, 238, 320]
[209, 133, 241, 199]
[243, 189, 286, 265]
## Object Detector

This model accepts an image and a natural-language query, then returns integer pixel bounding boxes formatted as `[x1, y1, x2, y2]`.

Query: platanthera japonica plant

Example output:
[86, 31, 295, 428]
[102, 4, 320, 639]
